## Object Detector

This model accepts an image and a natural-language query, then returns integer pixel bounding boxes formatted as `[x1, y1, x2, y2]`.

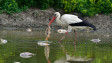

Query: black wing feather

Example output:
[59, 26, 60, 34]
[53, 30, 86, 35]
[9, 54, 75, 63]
[69, 17, 96, 31]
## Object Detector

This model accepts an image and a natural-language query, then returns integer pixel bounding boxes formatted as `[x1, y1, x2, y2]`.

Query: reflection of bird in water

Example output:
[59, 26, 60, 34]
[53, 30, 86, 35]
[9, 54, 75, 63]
[54, 42, 93, 63]
[48, 12, 96, 44]
[44, 45, 51, 63]
[54, 54, 93, 63]
[0, 38, 7, 44]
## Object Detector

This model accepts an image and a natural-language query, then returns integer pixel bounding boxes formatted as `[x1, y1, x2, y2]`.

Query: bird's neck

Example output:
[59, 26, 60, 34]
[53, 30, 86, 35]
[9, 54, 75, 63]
[56, 14, 61, 22]
[56, 14, 66, 27]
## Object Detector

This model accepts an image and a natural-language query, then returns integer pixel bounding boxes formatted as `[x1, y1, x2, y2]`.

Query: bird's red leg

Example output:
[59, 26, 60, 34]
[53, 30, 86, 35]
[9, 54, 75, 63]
[73, 30, 77, 52]
[59, 32, 68, 43]
[74, 30, 77, 45]
[71, 30, 77, 57]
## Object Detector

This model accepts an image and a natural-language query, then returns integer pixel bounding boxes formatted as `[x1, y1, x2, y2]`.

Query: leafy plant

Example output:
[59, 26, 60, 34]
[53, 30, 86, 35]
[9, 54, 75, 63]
[62, 0, 77, 13]
[1, 0, 21, 13]
[35, 0, 54, 9]
[75, 0, 100, 16]
[97, 0, 112, 14]
[16, 0, 36, 7]
[0, 0, 112, 16]
[21, 5, 28, 11]
[62, 0, 112, 16]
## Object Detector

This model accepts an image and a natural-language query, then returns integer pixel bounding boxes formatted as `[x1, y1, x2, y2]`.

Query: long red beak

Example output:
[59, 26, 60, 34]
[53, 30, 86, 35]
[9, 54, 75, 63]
[48, 16, 56, 26]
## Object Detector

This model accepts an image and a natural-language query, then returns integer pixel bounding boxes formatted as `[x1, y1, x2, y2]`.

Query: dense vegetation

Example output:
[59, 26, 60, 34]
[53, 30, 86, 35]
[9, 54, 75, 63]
[0, 0, 112, 16]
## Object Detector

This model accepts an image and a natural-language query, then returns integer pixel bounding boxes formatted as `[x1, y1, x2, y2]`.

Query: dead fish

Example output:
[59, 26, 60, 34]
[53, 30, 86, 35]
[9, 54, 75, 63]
[37, 41, 50, 46]
[0, 38, 7, 44]
[14, 61, 20, 63]
[57, 29, 67, 33]
[38, 41, 52, 43]
[20, 52, 35, 58]
[91, 39, 101, 43]
[26, 28, 32, 32]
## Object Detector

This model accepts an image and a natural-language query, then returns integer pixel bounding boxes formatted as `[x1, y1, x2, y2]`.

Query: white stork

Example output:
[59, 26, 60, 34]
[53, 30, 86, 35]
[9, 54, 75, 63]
[48, 12, 96, 43]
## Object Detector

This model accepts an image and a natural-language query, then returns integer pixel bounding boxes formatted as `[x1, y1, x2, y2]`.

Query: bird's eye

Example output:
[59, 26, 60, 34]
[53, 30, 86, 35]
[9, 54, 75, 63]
[54, 14, 56, 16]
[49, 18, 51, 20]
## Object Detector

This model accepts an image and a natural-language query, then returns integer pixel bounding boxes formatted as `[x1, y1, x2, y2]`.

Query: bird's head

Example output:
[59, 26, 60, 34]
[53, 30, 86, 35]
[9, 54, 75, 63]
[48, 12, 60, 26]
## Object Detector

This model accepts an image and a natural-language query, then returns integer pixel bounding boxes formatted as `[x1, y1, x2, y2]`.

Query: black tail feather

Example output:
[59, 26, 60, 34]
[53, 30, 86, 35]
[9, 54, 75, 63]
[88, 23, 96, 31]
[82, 20, 96, 31]
[69, 20, 96, 31]
[79, 17, 96, 31]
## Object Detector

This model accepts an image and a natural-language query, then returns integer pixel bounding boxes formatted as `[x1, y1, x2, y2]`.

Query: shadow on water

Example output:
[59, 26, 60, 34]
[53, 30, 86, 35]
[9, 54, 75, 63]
[0, 29, 112, 63]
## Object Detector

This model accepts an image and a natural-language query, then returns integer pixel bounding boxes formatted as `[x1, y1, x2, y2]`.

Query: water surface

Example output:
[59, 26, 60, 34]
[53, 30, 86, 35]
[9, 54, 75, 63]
[0, 29, 112, 63]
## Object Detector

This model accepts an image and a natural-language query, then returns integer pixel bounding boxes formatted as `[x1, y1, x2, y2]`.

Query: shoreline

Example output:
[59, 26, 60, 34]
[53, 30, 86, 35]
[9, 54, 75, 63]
[0, 8, 112, 34]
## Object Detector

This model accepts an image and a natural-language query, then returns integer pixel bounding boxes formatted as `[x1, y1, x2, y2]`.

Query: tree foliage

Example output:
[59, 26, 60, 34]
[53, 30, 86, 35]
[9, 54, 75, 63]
[63, 0, 112, 16]
[0, 0, 112, 16]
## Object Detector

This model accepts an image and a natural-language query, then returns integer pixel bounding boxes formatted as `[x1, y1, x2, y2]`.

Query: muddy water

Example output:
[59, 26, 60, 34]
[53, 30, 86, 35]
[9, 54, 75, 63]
[0, 29, 112, 63]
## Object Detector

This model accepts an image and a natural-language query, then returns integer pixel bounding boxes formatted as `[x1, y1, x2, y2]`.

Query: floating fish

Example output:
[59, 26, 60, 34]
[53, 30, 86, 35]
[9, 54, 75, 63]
[20, 52, 35, 58]
[26, 28, 32, 32]
[38, 41, 52, 43]
[91, 39, 101, 43]
[0, 38, 7, 44]
[57, 29, 67, 33]
[14, 61, 20, 63]
[37, 41, 50, 46]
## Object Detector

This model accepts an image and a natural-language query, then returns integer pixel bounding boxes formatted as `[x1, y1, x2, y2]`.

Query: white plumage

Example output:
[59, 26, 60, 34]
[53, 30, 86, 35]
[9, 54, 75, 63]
[52, 12, 96, 32]
[61, 14, 82, 24]
[49, 12, 96, 42]
[55, 12, 82, 28]
[54, 12, 86, 32]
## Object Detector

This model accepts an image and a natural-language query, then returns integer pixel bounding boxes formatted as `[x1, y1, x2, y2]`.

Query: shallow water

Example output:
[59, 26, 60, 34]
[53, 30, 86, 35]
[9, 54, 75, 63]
[0, 29, 112, 63]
